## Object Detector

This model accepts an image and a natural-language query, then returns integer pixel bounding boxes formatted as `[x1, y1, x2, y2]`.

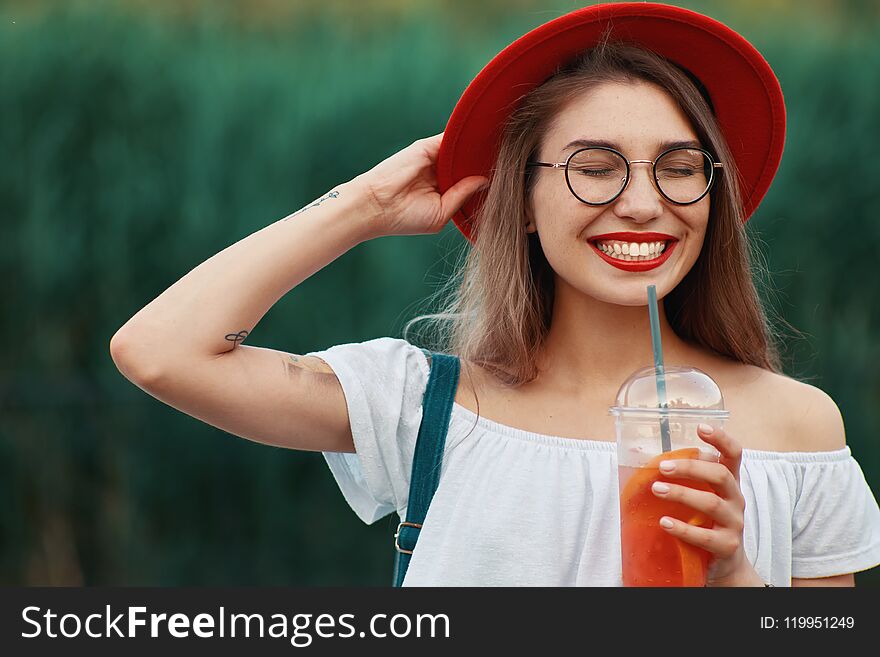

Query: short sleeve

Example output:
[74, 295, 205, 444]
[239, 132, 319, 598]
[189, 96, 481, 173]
[305, 337, 430, 525]
[791, 449, 880, 578]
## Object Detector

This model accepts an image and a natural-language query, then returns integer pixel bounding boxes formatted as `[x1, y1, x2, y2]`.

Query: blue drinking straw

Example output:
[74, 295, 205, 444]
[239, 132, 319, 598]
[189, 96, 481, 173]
[647, 285, 672, 453]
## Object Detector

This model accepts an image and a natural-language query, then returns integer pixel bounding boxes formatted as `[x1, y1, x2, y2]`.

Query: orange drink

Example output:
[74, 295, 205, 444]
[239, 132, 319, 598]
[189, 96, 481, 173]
[618, 447, 715, 587]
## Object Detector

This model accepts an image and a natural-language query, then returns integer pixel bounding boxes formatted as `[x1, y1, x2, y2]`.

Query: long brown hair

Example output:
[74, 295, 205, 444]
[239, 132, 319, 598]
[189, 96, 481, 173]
[404, 39, 786, 387]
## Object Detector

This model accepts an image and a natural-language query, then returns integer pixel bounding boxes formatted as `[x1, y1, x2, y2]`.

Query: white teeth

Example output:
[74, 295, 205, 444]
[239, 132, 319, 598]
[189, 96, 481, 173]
[593, 239, 673, 262]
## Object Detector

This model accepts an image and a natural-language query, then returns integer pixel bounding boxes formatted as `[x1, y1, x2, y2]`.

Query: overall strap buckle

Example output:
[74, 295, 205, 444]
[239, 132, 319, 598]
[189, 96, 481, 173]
[394, 521, 423, 555]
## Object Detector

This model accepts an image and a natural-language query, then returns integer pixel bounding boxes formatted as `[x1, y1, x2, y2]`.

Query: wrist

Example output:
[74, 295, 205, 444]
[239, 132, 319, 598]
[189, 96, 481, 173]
[344, 175, 387, 242]
[708, 561, 766, 587]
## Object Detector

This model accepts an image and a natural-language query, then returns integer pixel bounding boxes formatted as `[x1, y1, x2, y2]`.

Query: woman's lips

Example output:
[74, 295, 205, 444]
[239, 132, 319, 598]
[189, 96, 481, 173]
[588, 239, 678, 272]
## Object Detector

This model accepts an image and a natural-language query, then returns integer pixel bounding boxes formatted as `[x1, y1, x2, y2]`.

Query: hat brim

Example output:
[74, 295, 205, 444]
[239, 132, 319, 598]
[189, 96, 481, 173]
[438, 2, 786, 243]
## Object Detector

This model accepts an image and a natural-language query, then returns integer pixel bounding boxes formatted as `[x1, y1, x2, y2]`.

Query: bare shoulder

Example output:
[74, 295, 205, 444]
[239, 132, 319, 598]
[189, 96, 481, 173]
[698, 352, 846, 452]
[754, 370, 847, 452]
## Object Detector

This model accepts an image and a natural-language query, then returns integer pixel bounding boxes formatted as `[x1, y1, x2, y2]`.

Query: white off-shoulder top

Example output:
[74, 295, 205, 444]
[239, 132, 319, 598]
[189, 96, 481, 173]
[307, 337, 880, 586]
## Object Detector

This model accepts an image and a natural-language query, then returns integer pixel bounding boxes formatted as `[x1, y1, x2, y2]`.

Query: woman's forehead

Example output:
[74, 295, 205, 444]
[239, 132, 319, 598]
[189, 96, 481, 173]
[546, 81, 698, 155]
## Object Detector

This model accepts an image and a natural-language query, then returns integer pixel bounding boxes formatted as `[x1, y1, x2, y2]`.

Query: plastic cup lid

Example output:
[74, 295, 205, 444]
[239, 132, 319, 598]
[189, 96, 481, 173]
[608, 365, 729, 417]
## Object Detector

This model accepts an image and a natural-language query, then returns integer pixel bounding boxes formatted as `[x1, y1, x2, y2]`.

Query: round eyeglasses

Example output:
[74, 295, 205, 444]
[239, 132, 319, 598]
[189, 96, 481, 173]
[525, 146, 724, 206]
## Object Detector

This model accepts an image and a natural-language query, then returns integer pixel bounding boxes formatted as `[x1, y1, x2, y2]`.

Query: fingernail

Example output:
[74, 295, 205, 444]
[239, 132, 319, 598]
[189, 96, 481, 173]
[652, 482, 670, 495]
[659, 460, 675, 473]
[698, 423, 714, 435]
[659, 517, 674, 529]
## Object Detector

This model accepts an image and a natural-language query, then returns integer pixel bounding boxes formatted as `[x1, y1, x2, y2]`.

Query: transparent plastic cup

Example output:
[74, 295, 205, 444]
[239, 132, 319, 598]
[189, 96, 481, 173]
[610, 365, 730, 587]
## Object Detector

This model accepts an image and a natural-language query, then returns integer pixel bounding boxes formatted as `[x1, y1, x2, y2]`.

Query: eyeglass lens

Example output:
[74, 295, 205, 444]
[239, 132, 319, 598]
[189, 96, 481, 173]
[565, 148, 713, 204]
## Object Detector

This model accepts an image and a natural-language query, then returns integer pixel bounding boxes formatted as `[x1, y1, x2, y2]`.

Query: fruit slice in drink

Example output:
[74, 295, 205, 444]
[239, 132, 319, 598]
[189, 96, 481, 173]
[619, 447, 715, 586]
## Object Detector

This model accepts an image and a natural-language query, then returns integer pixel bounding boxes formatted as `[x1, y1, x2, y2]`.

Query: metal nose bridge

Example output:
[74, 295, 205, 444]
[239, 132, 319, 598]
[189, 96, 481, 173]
[619, 160, 664, 208]
[621, 160, 660, 196]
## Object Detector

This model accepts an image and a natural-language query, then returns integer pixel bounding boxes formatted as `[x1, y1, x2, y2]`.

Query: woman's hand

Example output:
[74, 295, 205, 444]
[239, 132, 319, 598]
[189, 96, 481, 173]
[651, 424, 766, 586]
[351, 132, 489, 239]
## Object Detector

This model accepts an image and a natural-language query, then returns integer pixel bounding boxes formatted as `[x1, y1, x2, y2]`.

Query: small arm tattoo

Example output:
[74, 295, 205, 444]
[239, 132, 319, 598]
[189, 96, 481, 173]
[284, 354, 312, 377]
[283, 353, 335, 378]
[283, 190, 340, 221]
[224, 330, 249, 350]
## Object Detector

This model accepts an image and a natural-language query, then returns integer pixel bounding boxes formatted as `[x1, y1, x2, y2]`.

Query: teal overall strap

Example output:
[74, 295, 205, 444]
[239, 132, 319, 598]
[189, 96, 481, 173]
[392, 349, 460, 587]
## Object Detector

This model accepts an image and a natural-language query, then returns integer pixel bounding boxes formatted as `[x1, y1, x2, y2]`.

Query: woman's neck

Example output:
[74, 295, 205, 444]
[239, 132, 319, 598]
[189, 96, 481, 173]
[534, 280, 706, 394]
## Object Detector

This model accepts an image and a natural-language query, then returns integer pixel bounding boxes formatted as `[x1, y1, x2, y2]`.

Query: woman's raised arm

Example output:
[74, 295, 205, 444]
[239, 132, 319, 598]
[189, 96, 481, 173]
[112, 179, 376, 369]
[109, 133, 488, 452]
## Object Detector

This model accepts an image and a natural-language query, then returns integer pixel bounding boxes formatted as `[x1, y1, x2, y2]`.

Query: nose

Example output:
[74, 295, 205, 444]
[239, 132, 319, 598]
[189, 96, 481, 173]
[611, 161, 663, 223]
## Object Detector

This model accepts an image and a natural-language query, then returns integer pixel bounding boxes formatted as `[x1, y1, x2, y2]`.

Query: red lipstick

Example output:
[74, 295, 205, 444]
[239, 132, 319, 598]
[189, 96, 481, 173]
[588, 231, 677, 242]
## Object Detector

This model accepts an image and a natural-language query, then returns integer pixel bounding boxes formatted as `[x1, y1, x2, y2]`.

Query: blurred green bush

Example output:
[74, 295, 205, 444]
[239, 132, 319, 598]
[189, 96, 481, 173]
[1, 1, 878, 586]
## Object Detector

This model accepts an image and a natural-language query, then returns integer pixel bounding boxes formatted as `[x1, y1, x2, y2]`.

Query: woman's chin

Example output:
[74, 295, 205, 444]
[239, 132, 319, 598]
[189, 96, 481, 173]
[585, 278, 676, 306]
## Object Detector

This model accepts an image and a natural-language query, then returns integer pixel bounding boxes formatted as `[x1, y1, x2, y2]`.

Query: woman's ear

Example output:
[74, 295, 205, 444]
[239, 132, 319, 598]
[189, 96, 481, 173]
[524, 206, 537, 234]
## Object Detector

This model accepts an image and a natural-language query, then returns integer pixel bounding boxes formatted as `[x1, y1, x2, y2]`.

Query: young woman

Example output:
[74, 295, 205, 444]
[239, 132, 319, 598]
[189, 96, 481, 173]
[110, 3, 880, 586]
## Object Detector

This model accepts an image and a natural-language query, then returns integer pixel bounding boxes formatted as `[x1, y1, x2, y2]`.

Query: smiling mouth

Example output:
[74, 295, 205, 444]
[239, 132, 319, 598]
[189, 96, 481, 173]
[589, 238, 675, 261]
[587, 237, 679, 272]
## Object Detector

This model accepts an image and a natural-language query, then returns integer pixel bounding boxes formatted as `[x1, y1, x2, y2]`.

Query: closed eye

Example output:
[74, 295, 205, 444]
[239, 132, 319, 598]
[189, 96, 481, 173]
[573, 168, 616, 177]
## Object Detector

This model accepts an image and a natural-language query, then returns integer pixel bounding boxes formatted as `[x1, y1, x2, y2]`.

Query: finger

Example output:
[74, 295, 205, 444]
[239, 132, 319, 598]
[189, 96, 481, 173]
[417, 132, 446, 156]
[440, 176, 489, 221]
[658, 457, 740, 502]
[652, 481, 743, 529]
[658, 516, 741, 559]
[696, 424, 743, 484]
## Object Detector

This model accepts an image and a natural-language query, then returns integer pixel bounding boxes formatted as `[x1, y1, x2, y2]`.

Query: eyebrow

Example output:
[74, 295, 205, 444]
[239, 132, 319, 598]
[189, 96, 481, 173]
[561, 138, 703, 154]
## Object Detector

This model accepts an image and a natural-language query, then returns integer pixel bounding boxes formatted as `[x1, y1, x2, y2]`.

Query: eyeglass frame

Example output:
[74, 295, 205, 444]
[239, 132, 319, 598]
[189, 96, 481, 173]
[525, 145, 724, 206]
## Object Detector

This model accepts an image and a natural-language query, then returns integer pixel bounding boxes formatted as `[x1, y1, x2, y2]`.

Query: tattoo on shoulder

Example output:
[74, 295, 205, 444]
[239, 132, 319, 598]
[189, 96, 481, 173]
[283, 353, 334, 377]
[224, 330, 249, 350]
[284, 354, 303, 375]
[282, 190, 340, 221]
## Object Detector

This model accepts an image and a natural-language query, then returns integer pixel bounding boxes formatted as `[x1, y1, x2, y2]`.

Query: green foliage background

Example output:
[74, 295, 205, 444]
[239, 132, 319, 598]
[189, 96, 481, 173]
[1, 0, 878, 585]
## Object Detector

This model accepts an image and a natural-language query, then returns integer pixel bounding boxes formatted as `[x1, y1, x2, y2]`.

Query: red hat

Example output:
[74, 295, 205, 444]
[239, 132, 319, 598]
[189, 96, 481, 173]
[437, 2, 786, 243]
